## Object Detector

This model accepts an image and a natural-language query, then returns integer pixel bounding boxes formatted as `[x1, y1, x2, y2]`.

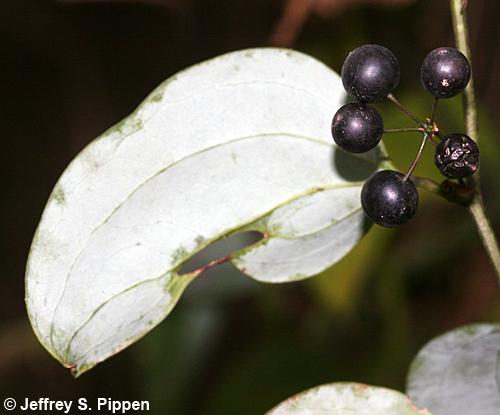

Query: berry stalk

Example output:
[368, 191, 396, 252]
[403, 133, 429, 182]
[450, 0, 500, 281]
[430, 98, 438, 122]
[384, 128, 422, 134]
[387, 94, 426, 128]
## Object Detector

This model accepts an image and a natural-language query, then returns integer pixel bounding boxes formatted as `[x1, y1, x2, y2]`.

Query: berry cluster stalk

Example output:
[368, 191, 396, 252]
[450, 0, 500, 280]
[403, 133, 428, 182]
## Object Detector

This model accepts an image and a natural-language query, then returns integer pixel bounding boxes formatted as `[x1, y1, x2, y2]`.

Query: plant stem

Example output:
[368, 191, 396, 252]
[430, 98, 438, 124]
[403, 133, 428, 181]
[384, 127, 422, 133]
[412, 176, 441, 195]
[450, 0, 500, 280]
[469, 199, 500, 276]
[450, 0, 477, 141]
[387, 94, 426, 128]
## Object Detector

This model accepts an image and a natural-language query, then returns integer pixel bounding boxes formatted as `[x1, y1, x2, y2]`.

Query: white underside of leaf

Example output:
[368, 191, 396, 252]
[407, 323, 500, 415]
[266, 382, 432, 415]
[25, 48, 378, 376]
[233, 186, 366, 282]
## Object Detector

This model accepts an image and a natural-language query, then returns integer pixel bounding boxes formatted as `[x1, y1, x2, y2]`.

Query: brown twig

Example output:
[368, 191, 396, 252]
[270, 0, 314, 47]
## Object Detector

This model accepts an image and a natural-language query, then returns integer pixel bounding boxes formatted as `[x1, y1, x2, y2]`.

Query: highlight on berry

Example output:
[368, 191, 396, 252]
[331, 103, 383, 153]
[341, 44, 400, 103]
[421, 47, 471, 99]
[361, 170, 419, 228]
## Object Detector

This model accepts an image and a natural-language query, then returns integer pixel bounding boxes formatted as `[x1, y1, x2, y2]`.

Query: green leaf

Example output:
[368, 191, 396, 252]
[25, 48, 379, 376]
[407, 323, 500, 415]
[266, 382, 432, 414]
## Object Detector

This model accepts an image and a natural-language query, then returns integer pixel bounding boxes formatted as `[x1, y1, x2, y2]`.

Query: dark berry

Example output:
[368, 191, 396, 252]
[435, 133, 479, 178]
[421, 47, 471, 99]
[331, 103, 384, 153]
[361, 170, 418, 227]
[341, 44, 400, 102]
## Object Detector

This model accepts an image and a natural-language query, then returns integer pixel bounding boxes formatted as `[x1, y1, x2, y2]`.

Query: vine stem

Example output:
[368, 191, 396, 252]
[450, 0, 500, 280]
[412, 176, 441, 195]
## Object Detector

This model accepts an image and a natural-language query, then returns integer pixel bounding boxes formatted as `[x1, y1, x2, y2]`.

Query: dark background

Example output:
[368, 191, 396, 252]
[1, 0, 499, 414]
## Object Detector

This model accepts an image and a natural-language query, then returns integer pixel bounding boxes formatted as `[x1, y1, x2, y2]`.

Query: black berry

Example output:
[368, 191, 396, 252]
[331, 103, 384, 153]
[341, 44, 400, 102]
[361, 170, 418, 227]
[421, 47, 471, 99]
[435, 133, 479, 178]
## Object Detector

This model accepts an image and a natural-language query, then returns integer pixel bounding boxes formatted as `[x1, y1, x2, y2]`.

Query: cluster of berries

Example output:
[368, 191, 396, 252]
[331, 44, 479, 227]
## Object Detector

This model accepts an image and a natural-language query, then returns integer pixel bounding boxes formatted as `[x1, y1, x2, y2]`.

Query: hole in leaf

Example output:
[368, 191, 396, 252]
[179, 231, 263, 275]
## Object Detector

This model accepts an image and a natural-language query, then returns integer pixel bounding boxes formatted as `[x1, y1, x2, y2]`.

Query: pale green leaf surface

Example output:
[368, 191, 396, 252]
[266, 382, 432, 415]
[25, 48, 377, 376]
[407, 323, 500, 415]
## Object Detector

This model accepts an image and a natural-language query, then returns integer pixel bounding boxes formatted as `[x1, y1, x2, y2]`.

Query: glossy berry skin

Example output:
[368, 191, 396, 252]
[361, 170, 418, 227]
[421, 47, 470, 98]
[331, 103, 384, 153]
[435, 133, 479, 178]
[341, 44, 400, 102]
